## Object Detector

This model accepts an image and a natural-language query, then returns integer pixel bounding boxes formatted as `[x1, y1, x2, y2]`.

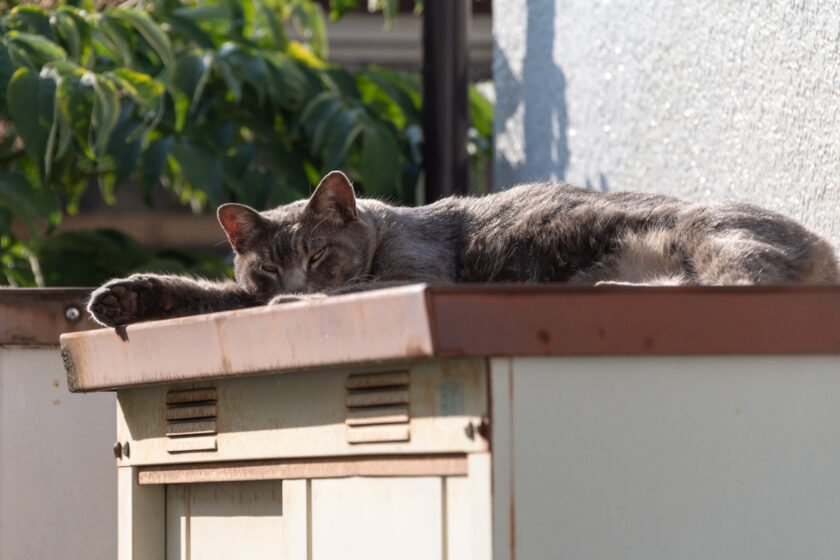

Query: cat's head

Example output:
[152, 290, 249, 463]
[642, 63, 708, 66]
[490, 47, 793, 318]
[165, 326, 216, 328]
[217, 171, 376, 298]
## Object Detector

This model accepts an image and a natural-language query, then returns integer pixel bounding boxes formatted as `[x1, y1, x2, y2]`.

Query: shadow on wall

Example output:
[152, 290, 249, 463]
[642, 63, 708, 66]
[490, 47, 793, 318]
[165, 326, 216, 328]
[494, 0, 569, 187]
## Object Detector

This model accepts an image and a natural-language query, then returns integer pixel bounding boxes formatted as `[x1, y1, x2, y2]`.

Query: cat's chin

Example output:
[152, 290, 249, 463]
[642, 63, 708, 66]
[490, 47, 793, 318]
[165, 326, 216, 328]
[267, 293, 327, 306]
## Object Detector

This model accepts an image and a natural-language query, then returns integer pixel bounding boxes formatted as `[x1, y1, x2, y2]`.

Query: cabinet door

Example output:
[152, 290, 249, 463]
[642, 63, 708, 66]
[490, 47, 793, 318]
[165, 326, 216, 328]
[311, 477, 443, 560]
[166, 480, 284, 560]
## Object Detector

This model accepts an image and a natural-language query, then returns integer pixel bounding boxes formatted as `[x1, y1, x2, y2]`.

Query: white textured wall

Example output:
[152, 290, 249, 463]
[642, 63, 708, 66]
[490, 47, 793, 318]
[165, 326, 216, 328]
[494, 0, 840, 246]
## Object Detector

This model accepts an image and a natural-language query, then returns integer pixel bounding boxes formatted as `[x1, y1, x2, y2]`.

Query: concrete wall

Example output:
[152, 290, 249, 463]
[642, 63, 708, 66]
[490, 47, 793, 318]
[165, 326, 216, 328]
[493, 0, 840, 246]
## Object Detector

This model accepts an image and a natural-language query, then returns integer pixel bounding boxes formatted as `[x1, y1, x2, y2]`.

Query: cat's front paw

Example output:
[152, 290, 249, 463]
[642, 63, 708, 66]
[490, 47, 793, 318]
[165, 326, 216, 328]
[87, 274, 167, 327]
[267, 293, 326, 306]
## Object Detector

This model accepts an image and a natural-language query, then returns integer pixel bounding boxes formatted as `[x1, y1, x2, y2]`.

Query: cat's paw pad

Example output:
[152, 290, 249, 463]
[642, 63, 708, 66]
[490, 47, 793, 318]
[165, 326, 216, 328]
[87, 275, 164, 327]
[268, 293, 326, 306]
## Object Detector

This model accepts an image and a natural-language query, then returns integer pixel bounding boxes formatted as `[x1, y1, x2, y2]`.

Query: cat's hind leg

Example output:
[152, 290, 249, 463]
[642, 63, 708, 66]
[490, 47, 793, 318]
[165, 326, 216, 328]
[584, 229, 691, 286]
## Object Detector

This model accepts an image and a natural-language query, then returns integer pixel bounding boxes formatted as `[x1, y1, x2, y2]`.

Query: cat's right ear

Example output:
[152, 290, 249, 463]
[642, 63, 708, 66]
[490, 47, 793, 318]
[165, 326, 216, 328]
[217, 203, 264, 253]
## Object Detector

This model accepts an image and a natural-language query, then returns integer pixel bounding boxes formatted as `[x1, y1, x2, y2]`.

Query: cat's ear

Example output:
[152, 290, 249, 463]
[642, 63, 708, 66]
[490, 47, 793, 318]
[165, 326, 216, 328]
[307, 171, 357, 223]
[217, 203, 265, 253]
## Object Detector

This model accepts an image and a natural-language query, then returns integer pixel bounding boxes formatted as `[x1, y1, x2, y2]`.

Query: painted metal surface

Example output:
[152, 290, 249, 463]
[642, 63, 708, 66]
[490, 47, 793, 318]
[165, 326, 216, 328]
[166, 480, 284, 560]
[0, 288, 97, 345]
[116, 359, 488, 466]
[61, 285, 840, 392]
[138, 454, 469, 485]
[0, 346, 116, 560]
[63, 284, 435, 392]
[493, 355, 840, 560]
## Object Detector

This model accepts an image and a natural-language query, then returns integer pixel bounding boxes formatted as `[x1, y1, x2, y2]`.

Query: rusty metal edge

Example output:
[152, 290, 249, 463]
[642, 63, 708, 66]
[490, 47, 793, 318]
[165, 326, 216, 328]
[425, 284, 840, 356]
[0, 288, 99, 346]
[136, 453, 469, 484]
[60, 284, 436, 392]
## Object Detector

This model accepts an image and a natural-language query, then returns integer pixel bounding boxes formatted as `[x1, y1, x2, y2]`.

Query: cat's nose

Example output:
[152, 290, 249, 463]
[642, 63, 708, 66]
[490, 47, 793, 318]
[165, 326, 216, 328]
[283, 268, 307, 293]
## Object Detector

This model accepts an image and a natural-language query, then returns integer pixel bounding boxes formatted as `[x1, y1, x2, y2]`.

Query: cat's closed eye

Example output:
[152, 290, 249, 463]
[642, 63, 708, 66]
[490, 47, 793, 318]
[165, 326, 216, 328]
[261, 263, 279, 274]
[309, 247, 326, 264]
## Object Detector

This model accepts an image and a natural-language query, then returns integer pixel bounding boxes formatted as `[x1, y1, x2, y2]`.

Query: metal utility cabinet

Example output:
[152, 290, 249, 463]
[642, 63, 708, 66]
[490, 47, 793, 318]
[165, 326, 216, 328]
[61, 285, 840, 559]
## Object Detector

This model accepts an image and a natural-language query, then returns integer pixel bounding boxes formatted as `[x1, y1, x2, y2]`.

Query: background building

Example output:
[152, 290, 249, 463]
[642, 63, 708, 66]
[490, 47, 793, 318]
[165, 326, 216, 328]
[494, 0, 840, 246]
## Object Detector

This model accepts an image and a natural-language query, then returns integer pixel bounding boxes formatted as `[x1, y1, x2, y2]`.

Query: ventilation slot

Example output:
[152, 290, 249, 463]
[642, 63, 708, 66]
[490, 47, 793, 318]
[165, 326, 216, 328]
[345, 371, 410, 444]
[165, 386, 218, 453]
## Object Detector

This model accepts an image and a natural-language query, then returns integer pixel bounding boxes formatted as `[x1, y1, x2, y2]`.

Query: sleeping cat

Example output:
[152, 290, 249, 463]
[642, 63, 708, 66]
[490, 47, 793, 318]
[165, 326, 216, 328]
[87, 170, 839, 327]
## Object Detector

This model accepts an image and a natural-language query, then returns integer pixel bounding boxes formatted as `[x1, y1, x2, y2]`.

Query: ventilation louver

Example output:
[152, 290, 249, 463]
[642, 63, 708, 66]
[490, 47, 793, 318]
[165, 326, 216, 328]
[345, 371, 410, 444]
[165, 385, 218, 453]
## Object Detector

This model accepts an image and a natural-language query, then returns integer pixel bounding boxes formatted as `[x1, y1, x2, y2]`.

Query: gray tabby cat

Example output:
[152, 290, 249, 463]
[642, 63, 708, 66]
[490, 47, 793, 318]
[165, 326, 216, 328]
[87, 170, 838, 327]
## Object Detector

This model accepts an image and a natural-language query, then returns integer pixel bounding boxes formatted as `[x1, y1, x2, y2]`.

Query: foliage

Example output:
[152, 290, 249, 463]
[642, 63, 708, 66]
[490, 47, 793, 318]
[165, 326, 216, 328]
[0, 0, 493, 287]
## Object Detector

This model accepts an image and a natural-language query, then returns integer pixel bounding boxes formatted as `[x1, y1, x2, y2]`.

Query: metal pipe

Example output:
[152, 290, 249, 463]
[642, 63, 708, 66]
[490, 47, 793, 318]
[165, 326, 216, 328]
[422, 0, 470, 201]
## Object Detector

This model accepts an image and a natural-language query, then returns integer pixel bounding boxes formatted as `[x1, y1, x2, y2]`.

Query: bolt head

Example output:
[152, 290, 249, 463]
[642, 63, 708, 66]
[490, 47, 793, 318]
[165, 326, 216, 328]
[65, 306, 81, 322]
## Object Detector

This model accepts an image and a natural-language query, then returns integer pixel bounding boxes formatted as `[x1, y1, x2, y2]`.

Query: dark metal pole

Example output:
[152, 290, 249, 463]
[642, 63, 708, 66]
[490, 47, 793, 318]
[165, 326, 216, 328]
[423, 0, 470, 202]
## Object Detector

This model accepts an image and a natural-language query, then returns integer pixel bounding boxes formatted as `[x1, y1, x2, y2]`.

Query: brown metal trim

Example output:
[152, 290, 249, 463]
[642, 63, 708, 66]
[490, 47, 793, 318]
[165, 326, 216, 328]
[426, 285, 840, 356]
[61, 284, 840, 393]
[136, 453, 468, 485]
[0, 288, 99, 346]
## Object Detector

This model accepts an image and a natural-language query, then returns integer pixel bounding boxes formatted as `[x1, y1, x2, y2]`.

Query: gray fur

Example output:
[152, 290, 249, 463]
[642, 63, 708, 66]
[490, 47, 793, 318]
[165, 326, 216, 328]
[87, 171, 838, 327]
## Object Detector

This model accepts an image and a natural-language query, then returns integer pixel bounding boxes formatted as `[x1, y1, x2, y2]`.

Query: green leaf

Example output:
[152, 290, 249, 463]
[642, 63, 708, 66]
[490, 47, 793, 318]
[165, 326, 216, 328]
[0, 171, 61, 236]
[108, 9, 175, 72]
[53, 8, 93, 66]
[56, 71, 96, 158]
[6, 68, 57, 180]
[109, 69, 165, 108]
[172, 4, 232, 22]
[91, 74, 120, 158]
[105, 108, 143, 191]
[321, 109, 363, 171]
[299, 90, 341, 137]
[289, 1, 328, 59]
[358, 122, 400, 197]
[210, 54, 242, 103]
[360, 66, 421, 124]
[7, 6, 54, 39]
[171, 139, 222, 206]
[469, 85, 493, 138]
[94, 14, 134, 69]
[5, 32, 67, 68]
[219, 43, 267, 104]
[162, 13, 215, 49]
[37, 228, 152, 286]
[0, 44, 17, 109]
[140, 135, 173, 196]
[254, 0, 288, 49]
[328, 0, 359, 20]
[172, 52, 210, 106]
[324, 67, 360, 99]
[263, 53, 307, 108]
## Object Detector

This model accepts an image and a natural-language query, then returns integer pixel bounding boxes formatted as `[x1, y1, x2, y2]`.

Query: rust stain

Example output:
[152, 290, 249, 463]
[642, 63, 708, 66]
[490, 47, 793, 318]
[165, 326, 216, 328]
[643, 337, 655, 349]
[508, 363, 516, 560]
[535, 329, 551, 345]
[52, 379, 59, 388]
[52, 399, 60, 406]
[733, 407, 743, 415]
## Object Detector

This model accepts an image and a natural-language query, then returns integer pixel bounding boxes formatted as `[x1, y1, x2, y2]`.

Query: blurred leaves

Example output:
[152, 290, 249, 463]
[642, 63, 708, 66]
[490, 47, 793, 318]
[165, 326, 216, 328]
[0, 0, 492, 286]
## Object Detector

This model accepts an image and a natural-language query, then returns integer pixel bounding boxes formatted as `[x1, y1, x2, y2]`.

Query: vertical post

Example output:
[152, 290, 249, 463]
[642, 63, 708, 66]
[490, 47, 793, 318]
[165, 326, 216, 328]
[423, 0, 470, 202]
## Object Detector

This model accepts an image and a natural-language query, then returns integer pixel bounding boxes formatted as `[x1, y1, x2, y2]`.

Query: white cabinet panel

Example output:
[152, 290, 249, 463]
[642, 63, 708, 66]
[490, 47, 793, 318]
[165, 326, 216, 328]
[311, 477, 443, 560]
[166, 480, 284, 560]
[495, 355, 840, 560]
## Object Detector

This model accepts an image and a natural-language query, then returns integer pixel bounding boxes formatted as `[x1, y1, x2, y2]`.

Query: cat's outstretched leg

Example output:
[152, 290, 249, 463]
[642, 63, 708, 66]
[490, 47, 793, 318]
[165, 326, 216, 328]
[88, 273, 261, 327]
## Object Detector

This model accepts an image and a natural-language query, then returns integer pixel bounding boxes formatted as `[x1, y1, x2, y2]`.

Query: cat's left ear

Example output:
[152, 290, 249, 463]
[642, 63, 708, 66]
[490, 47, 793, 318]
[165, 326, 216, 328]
[217, 203, 265, 253]
[307, 171, 357, 223]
